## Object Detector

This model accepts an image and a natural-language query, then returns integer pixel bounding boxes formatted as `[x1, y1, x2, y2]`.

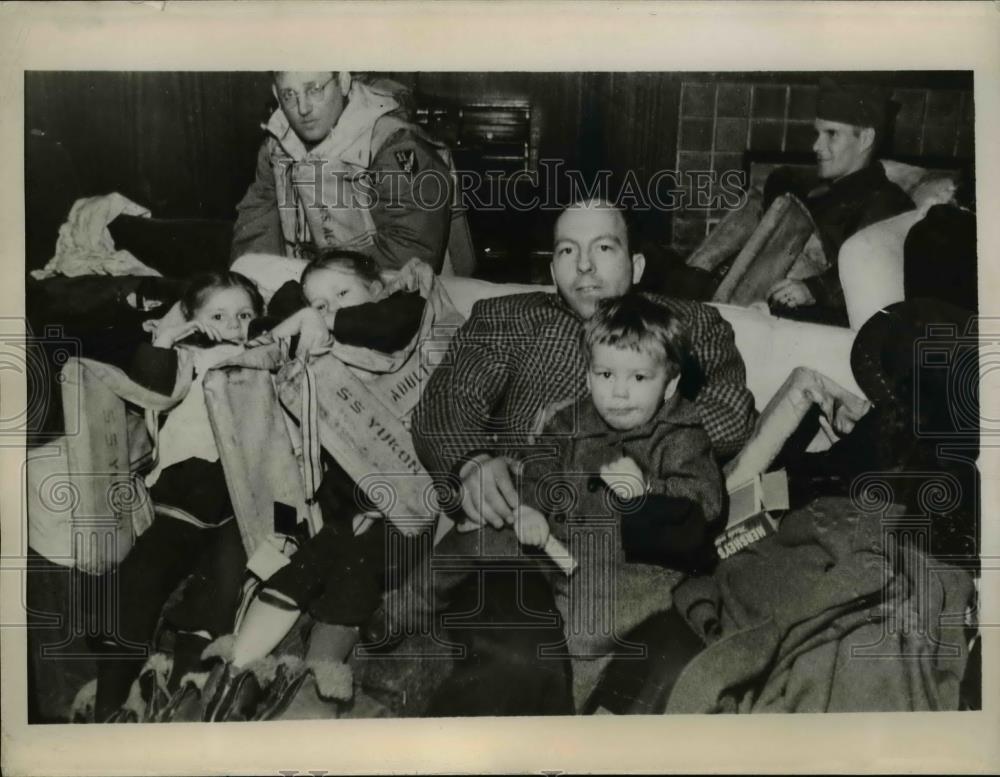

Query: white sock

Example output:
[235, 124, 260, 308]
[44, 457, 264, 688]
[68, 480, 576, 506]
[231, 596, 300, 669]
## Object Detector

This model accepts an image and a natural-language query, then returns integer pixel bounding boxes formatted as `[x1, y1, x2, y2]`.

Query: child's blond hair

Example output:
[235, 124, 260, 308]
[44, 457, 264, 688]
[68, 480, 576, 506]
[582, 293, 688, 379]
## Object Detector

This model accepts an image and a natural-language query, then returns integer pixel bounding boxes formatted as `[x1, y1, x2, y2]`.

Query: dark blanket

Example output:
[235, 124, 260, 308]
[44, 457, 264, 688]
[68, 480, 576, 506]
[25, 275, 188, 443]
[667, 496, 974, 713]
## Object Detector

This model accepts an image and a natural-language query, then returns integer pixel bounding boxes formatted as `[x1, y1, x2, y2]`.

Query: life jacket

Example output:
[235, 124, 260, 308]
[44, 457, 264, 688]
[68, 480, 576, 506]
[51, 351, 198, 572]
[264, 79, 475, 276]
[202, 260, 465, 559]
[275, 259, 466, 535]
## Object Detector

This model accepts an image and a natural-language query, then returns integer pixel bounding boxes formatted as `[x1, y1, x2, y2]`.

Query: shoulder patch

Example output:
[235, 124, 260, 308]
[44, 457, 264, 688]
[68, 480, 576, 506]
[394, 149, 417, 174]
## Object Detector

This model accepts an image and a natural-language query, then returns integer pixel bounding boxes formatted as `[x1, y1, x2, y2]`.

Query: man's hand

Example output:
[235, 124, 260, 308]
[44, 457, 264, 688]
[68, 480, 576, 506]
[513, 504, 550, 549]
[457, 453, 519, 529]
[599, 456, 647, 501]
[767, 278, 815, 309]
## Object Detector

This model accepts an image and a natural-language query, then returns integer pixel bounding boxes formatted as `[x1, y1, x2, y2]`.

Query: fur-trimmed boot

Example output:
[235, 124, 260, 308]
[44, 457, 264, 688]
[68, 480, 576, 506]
[156, 670, 211, 723]
[251, 656, 311, 720]
[71, 679, 98, 724]
[306, 623, 356, 700]
[105, 653, 173, 723]
[251, 656, 353, 721]
[309, 658, 354, 702]
[252, 623, 357, 721]
[200, 634, 286, 722]
[166, 631, 212, 692]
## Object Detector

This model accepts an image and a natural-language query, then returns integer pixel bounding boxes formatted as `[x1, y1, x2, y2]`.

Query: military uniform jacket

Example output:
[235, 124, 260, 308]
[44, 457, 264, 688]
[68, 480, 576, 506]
[231, 79, 462, 273]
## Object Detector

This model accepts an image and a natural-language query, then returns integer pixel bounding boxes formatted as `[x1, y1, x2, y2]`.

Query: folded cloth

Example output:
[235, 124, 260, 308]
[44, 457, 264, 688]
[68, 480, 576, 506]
[667, 495, 974, 713]
[31, 192, 159, 280]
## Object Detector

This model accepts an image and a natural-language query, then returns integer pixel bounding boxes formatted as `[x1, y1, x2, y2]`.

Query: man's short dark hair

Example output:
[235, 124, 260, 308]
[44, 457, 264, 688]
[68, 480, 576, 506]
[558, 197, 639, 256]
[583, 293, 688, 378]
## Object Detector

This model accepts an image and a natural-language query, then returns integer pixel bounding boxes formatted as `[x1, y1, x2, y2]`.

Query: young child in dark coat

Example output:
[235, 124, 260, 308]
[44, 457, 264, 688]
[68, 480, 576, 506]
[391, 293, 723, 710]
[518, 294, 723, 570]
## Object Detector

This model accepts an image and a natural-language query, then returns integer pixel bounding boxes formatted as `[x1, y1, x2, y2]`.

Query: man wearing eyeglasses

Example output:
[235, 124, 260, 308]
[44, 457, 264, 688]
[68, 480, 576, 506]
[232, 71, 473, 275]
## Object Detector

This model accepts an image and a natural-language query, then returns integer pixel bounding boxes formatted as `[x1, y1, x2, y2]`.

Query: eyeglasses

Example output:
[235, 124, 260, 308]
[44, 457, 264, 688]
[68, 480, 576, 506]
[277, 75, 336, 107]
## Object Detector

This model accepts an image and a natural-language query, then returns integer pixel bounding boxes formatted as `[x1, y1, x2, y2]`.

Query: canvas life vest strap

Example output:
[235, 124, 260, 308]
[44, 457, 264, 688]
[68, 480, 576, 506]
[298, 360, 380, 538]
[144, 407, 160, 473]
[300, 361, 325, 537]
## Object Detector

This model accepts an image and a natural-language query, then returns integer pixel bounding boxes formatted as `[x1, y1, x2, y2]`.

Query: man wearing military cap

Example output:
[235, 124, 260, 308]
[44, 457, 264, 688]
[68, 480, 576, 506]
[767, 80, 914, 323]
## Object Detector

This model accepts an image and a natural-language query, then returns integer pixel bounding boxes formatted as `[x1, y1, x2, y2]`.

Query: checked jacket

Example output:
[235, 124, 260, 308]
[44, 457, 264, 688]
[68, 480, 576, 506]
[411, 291, 757, 478]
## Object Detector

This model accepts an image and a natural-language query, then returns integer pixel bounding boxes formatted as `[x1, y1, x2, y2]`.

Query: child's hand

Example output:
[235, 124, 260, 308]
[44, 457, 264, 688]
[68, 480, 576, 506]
[265, 310, 307, 342]
[599, 456, 646, 501]
[153, 320, 226, 349]
[294, 308, 334, 359]
[831, 395, 871, 436]
[260, 309, 333, 359]
[514, 504, 550, 549]
[246, 332, 275, 348]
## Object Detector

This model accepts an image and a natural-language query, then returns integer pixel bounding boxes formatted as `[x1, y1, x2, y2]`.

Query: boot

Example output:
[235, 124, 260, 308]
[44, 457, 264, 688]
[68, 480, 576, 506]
[96, 652, 172, 723]
[258, 666, 344, 721]
[156, 671, 210, 723]
[70, 679, 98, 724]
[93, 641, 149, 723]
[201, 661, 266, 722]
[309, 658, 354, 703]
[135, 654, 173, 722]
[251, 657, 313, 720]
[167, 631, 211, 692]
[105, 707, 139, 724]
[199, 634, 265, 722]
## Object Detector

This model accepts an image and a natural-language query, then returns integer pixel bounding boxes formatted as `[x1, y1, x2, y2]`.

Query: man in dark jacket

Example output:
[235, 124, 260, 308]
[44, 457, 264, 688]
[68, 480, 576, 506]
[231, 71, 474, 275]
[767, 81, 914, 324]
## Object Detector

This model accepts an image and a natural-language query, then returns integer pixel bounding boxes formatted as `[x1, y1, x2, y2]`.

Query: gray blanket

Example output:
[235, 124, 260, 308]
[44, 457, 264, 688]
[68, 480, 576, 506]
[668, 496, 974, 713]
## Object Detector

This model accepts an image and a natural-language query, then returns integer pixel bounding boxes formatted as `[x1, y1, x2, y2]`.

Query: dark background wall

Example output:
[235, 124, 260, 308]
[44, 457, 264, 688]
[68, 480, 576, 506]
[25, 70, 973, 279]
[26, 72, 274, 220]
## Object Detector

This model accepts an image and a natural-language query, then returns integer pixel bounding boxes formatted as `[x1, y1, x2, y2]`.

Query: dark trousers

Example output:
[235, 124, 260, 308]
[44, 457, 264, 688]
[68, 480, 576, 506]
[424, 567, 574, 717]
[95, 459, 246, 719]
[264, 518, 387, 626]
[115, 458, 246, 645]
[586, 606, 705, 714]
[262, 463, 388, 626]
[26, 548, 111, 722]
[113, 515, 246, 647]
